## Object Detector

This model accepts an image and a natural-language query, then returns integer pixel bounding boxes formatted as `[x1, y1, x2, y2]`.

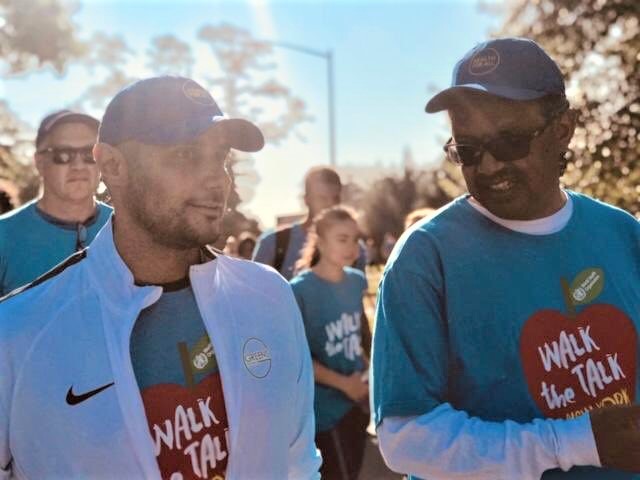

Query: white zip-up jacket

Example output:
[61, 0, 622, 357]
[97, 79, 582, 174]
[0, 220, 321, 479]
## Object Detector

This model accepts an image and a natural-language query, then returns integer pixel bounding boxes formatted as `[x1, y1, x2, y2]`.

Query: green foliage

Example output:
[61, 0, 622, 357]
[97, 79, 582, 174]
[73, 33, 136, 110]
[495, 0, 639, 216]
[1, 9, 309, 240]
[146, 35, 194, 77]
[0, 101, 39, 205]
[0, 0, 85, 205]
[70, 24, 311, 221]
[0, 0, 86, 75]
[355, 154, 464, 253]
[196, 23, 313, 145]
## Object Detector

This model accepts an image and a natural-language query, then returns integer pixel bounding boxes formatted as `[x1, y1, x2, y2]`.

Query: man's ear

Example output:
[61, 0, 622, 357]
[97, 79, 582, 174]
[34, 150, 46, 177]
[93, 143, 128, 188]
[555, 109, 578, 150]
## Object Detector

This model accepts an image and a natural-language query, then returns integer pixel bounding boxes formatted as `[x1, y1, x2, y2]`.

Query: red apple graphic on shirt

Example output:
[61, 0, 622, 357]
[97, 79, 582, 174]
[141, 373, 230, 480]
[519, 269, 637, 419]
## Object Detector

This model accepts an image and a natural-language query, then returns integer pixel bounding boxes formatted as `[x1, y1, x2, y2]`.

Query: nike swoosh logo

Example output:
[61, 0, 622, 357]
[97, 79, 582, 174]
[66, 382, 115, 406]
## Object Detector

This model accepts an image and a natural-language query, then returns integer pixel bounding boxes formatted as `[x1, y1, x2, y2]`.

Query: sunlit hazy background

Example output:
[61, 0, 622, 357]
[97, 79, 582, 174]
[1, 0, 638, 241]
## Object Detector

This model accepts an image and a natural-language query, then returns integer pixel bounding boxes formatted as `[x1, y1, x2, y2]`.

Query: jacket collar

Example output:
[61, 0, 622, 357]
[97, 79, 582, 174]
[85, 218, 221, 309]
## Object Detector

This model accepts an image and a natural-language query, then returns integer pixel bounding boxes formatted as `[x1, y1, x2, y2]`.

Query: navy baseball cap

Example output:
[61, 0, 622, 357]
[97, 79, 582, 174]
[426, 37, 565, 113]
[35, 110, 99, 149]
[98, 76, 264, 152]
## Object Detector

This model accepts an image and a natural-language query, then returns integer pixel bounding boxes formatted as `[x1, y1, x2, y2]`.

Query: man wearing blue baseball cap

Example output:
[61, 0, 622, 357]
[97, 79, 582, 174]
[0, 76, 321, 479]
[372, 38, 640, 479]
[0, 109, 112, 295]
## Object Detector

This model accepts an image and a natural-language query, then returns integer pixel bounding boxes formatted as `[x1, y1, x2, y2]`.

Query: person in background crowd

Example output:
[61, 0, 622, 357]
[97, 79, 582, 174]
[0, 110, 112, 295]
[378, 232, 397, 265]
[291, 205, 369, 480]
[0, 192, 13, 215]
[252, 166, 366, 280]
[0, 190, 15, 215]
[364, 238, 378, 266]
[254, 166, 373, 356]
[404, 207, 436, 230]
[236, 232, 256, 260]
[223, 234, 237, 256]
[0, 76, 321, 479]
[372, 37, 640, 480]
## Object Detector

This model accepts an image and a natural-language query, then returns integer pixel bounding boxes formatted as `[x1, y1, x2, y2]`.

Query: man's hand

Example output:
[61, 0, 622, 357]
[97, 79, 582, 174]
[591, 404, 640, 472]
[339, 372, 369, 403]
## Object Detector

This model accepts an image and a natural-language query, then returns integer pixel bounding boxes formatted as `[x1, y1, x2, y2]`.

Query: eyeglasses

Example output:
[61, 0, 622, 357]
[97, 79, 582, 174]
[443, 110, 564, 167]
[37, 146, 96, 165]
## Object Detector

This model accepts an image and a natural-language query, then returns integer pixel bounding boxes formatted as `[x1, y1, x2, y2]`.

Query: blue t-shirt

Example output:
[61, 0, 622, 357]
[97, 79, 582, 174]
[290, 267, 367, 432]
[253, 223, 367, 280]
[0, 200, 112, 295]
[130, 281, 230, 480]
[373, 191, 640, 480]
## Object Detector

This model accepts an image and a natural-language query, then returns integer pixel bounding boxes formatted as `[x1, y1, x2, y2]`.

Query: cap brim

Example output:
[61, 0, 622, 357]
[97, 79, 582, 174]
[124, 115, 265, 151]
[210, 118, 265, 153]
[425, 84, 549, 113]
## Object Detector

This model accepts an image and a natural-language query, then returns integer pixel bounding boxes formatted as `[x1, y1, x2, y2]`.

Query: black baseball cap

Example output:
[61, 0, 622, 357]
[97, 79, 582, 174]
[426, 37, 565, 113]
[35, 110, 100, 149]
[98, 76, 264, 152]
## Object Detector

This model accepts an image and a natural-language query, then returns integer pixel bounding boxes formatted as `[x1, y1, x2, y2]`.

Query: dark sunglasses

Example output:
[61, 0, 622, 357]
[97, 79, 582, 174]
[37, 146, 96, 165]
[443, 110, 564, 167]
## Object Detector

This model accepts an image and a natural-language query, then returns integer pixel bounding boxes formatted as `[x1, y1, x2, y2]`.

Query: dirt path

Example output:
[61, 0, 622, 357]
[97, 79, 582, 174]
[358, 435, 403, 480]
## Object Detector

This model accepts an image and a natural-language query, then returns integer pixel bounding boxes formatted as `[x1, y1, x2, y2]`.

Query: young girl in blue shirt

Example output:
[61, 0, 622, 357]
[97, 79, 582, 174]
[290, 205, 369, 480]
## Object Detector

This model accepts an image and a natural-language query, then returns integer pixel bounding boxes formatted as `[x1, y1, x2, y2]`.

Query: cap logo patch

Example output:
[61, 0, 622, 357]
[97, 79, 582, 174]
[469, 47, 500, 76]
[182, 80, 216, 106]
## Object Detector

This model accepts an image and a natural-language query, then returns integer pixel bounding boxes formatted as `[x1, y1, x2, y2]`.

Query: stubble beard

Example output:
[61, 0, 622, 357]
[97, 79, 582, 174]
[125, 181, 223, 250]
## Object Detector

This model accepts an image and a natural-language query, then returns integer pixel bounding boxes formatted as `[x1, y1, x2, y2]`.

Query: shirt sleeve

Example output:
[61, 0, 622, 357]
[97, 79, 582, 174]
[377, 405, 601, 480]
[284, 285, 322, 479]
[252, 231, 276, 267]
[372, 231, 448, 423]
[290, 280, 304, 311]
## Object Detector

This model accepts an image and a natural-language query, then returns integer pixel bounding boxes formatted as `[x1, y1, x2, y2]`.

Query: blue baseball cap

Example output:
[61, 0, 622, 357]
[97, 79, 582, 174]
[426, 37, 565, 113]
[98, 76, 264, 152]
[36, 110, 99, 149]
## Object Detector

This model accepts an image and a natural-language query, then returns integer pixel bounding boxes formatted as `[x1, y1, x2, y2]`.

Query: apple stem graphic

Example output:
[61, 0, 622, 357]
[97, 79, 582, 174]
[561, 277, 576, 318]
[179, 342, 195, 388]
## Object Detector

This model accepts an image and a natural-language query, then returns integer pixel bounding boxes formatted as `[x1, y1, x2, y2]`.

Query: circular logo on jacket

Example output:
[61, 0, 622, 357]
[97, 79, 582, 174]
[468, 48, 500, 76]
[243, 338, 272, 378]
[182, 80, 216, 106]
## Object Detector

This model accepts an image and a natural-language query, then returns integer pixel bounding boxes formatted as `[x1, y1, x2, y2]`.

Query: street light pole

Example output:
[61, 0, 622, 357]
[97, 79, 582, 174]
[269, 41, 337, 166]
[327, 50, 336, 168]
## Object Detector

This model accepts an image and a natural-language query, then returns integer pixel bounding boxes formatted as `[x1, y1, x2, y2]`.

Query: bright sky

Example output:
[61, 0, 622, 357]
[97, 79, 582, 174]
[2, 0, 500, 228]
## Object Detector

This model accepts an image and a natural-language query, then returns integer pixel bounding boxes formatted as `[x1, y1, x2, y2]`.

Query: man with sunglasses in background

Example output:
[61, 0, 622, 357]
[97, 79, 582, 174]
[372, 38, 640, 479]
[0, 110, 111, 295]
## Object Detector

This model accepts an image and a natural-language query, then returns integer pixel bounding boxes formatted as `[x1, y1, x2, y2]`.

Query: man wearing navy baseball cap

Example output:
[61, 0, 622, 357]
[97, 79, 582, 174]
[0, 76, 321, 479]
[372, 38, 640, 479]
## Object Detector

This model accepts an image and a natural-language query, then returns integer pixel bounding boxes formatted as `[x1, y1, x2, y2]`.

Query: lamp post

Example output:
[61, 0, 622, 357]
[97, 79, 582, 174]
[269, 41, 336, 167]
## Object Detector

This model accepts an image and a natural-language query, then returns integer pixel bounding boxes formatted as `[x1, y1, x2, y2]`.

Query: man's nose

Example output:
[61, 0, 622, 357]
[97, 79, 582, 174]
[68, 154, 90, 169]
[476, 150, 504, 176]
